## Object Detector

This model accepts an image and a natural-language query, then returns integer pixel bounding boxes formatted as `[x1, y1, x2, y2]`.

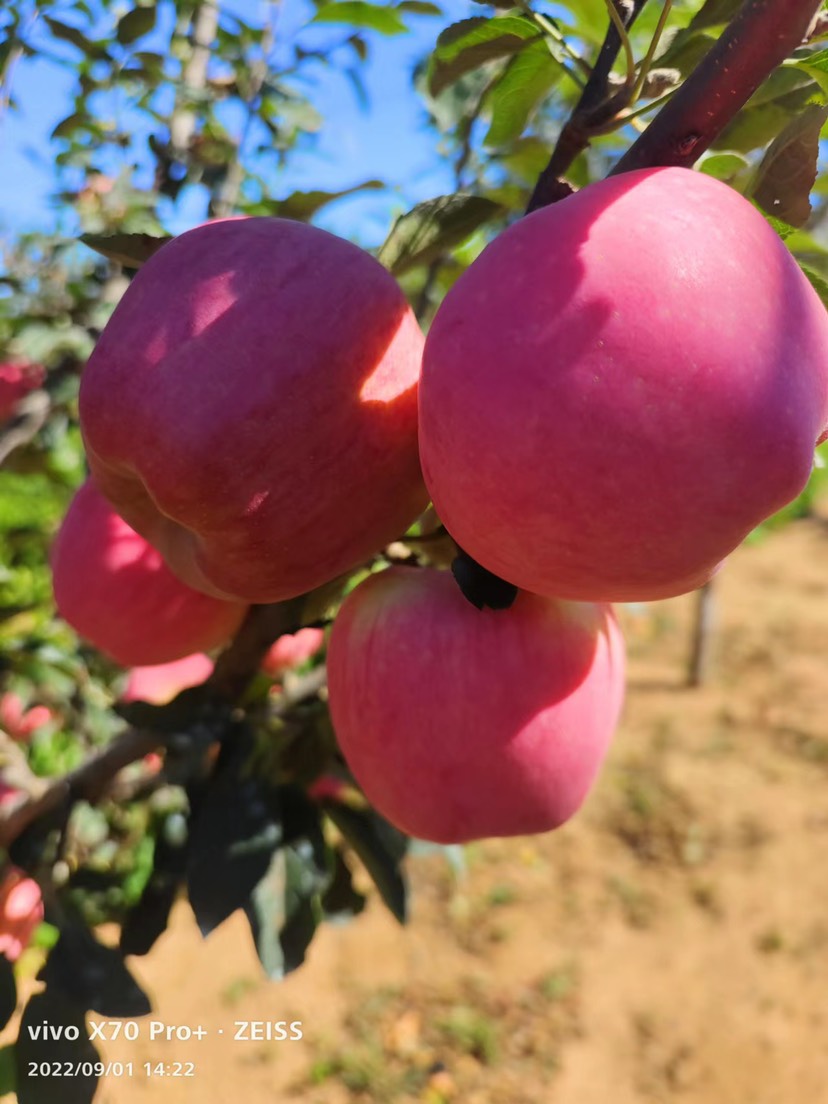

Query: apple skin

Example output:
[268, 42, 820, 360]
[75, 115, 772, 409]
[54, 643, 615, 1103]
[122, 653, 214, 704]
[0, 361, 45, 420]
[51, 480, 248, 666]
[326, 566, 625, 844]
[79, 217, 428, 603]
[262, 627, 325, 676]
[419, 167, 828, 603]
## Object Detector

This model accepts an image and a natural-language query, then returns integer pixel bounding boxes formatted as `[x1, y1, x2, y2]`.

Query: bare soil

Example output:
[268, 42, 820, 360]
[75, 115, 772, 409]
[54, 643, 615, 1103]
[7, 507, 828, 1104]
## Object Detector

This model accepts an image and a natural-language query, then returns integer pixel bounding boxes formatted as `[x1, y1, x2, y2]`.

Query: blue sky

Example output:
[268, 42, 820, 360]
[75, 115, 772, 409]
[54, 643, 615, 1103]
[0, 0, 477, 245]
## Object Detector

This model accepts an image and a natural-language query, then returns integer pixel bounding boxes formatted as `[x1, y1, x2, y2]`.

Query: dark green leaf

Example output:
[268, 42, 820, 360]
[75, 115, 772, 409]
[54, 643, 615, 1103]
[119, 833, 186, 957]
[687, 0, 742, 31]
[116, 4, 157, 45]
[312, 2, 407, 35]
[0, 956, 16, 1032]
[0, 1045, 15, 1097]
[16, 991, 98, 1104]
[429, 15, 539, 97]
[750, 104, 828, 226]
[187, 736, 283, 936]
[484, 37, 560, 147]
[80, 232, 171, 268]
[321, 848, 367, 922]
[42, 16, 109, 60]
[51, 113, 85, 139]
[378, 194, 503, 275]
[323, 802, 408, 923]
[244, 797, 330, 978]
[39, 923, 151, 1017]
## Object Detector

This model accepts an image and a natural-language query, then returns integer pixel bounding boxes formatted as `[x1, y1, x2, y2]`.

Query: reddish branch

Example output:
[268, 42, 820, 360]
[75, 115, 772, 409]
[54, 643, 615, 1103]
[612, 0, 823, 175]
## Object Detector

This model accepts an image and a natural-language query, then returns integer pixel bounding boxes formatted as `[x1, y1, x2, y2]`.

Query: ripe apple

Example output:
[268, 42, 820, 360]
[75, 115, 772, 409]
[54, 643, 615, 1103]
[419, 167, 828, 602]
[0, 361, 45, 421]
[51, 480, 248, 666]
[262, 627, 325, 676]
[121, 653, 214, 704]
[0, 867, 44, 962]
[79, 217, 428, 603]
[326, 566, 625, 843]
[0, 693, 53, 741]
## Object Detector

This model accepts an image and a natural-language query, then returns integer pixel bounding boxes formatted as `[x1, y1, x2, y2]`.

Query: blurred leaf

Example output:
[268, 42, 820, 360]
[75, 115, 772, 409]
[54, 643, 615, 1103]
[0, 957, 16, 1032]
[796, 48, 828, 95]
[321, 848, 367, 922]
[120, 834, 186, 957]
[715, 72, 820, 153]
[16, 991, 98, 1104]
[0, 1045, 14, 1097]
[323, 802, 408, 923]
[39, 922, 151, 1017]
[687, 0, 742, 30]
[80, 232, 171, 268]
[187, 734, 283, 936]
[378, 194, 503, 275]
[484, 38, 560, 147]
[429, 16, 539, 97]
[43, 16, 110, 60]
[312, 2, 407, 35]
[116, 4, 157, 45]
[749, 104, 828, 226]
[244, 794, 330, 978]
[397, 0, 442, 12]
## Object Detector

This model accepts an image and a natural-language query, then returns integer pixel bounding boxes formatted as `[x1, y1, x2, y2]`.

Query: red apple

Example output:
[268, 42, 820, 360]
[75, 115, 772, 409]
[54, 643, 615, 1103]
[419, 167, 828, 602]
[262, 627, 325, 676]
[0, 361, 45, 421]
[79, 217, 427, 603]
[0, 867, 43, 962]
[51, 480, 248, 666]
[327, 566, 625, 844]
[122, 653, 214, 704]
[0, 693, 53, 741]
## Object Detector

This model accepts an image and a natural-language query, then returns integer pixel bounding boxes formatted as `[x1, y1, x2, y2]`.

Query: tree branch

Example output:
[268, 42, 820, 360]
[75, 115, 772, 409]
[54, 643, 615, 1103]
[611, 0, 823, 175]
[527, 0, 650, 212]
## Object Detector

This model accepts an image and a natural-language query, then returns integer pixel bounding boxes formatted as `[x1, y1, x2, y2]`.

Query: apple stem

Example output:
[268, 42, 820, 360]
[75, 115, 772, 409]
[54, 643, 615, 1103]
[528, 0, 650, 212]
[687, 579, 717, 688]
[611, 0, 823, 175]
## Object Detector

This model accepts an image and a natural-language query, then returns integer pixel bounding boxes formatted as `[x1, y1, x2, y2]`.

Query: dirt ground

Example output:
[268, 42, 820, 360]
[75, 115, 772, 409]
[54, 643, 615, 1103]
[7, 506, 828, 1104]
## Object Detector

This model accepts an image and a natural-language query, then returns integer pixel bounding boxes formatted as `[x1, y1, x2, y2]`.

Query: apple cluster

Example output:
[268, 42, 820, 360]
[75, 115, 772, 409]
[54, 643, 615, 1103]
[51, 167, 828, 844]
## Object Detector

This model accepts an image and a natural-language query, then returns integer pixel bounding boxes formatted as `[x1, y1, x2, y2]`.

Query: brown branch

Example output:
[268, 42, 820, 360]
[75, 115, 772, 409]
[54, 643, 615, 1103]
[527, 0, 651, 212]
[169, 0, 220, 159]
[611, 0, 823, 175]
[0, 390, 50, 466]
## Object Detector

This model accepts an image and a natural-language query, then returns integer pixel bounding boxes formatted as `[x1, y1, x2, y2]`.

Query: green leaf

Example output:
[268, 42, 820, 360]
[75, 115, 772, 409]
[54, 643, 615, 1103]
[749, 104, 828, 227]
[378, 194, 503, 275]
[429, 15, 539, 97]
[698, 152, 749, 182]
[324, 803, 408, 923]
[396, 0, 441, 13]
[0, 1045, 15, 1097]
[16, 992, 98, 1104]
[116, 4, 157, 45]
[0, 957, 16, 1032]
[272, 180, 385, 221]
[42, 16, 110, 60]
[80, 231, 171, 268]
[38, 923, 151, 1017]
[716, 76, 821, 154]
[312, 2, 407, 35]
[484, 38, 560, 147]
[794, 48, 828, 96]
[187, 736, 283, 937]
[687, 0, 742, 31]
